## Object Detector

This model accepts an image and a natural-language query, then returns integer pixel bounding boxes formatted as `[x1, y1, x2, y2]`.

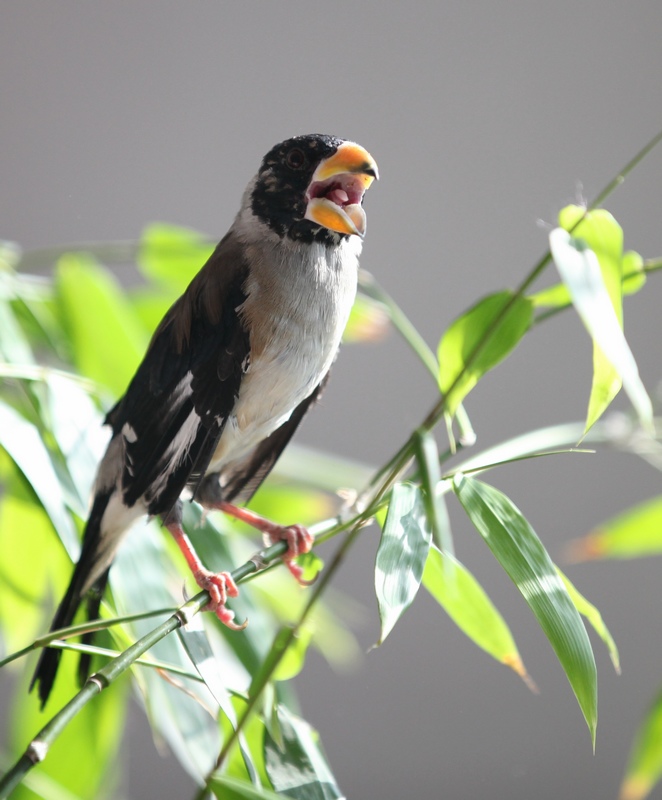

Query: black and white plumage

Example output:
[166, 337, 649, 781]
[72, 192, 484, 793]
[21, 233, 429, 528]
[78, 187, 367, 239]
[31, 134, 378, 706]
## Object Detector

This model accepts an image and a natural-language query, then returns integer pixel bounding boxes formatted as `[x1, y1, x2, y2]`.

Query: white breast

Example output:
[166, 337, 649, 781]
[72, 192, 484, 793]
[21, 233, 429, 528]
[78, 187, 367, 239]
[207, 214, 362, 473]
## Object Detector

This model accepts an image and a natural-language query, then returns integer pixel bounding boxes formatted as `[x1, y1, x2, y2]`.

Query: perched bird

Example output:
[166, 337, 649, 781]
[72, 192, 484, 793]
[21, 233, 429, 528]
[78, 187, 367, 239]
[31, 133, 378, 706]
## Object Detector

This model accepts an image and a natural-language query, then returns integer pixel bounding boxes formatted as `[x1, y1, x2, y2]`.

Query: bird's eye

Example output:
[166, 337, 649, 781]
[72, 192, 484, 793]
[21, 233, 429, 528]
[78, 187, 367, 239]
[286, 148, 306, 170]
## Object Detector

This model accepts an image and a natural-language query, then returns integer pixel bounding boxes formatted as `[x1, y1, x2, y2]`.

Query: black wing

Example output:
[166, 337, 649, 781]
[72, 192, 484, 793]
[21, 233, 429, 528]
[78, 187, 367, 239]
[108, 232, 251, 518]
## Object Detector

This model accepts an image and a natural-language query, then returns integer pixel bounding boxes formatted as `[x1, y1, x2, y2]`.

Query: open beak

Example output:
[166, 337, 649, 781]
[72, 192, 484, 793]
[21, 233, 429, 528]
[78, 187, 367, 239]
[304, 141, 379, 237]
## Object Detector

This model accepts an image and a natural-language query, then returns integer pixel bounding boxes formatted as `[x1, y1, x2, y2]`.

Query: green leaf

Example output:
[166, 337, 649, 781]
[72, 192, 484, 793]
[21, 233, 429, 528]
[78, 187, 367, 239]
[560, 207, 625, 433]
[413, 430, 454, 556]
[556, 567, 620, 673]
[178, 616, 259, 784]
[209, 774, 283, 800]
[438, 291, 533, 418]
[549, 227, 652, 434]
[138, 223, 214, 293]
[264, 704, 343, 800]
[423, 546, 533, 686]
[0, 398, 79, 560]
[622, 250, 647, 295]
[453, 474, 597, 743]
[374, 483, 432, 645]
[620, 686, 662, 800]
[55, 253, 148, 395]
[565, 496, 662, 561]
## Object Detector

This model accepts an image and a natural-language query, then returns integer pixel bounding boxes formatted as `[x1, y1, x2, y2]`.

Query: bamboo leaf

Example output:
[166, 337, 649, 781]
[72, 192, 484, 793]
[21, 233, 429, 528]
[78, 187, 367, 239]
[264, 704, 343, 800]
[374, 483, 432, 645]
[565, 496, 662, 562]
[620, 686, 662, 800]
[453, 474, 597, 743]
[438, 291, 533, 418]
[0, 398, 79, 559]
[422, 547, 534, 687]
[556, 567, 620, 672]
[55, 253, 148, 395]
[138, 223, 214, 293]
[549, 227, 652, 434]
[413, 430, 454, 556]
[178, 617, 259, 784]
[209, 774, 283, 800]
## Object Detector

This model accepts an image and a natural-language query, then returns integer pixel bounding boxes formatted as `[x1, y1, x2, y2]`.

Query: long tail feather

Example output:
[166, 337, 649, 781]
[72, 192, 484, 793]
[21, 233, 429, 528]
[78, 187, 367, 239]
[30, 492, 112, 708]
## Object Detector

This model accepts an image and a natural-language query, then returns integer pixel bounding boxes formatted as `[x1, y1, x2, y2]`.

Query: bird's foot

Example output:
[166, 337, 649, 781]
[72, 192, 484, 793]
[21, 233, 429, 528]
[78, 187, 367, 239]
[194, 568, 247, 630]
[264, 523, 315, 586]
[214, 502, 316, 586]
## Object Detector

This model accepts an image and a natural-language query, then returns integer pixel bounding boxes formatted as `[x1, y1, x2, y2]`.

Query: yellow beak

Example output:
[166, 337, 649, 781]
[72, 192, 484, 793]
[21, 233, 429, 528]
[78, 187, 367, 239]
[305, 141, 378, 237]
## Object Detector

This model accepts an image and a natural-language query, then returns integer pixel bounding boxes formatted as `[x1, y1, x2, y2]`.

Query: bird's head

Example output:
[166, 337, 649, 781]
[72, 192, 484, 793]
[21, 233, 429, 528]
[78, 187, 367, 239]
[251, 134, 378, 244]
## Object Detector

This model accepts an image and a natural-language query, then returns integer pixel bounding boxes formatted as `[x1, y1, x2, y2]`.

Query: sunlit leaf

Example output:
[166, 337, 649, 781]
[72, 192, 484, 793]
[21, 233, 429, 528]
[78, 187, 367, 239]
[438, 291, 533, 418]
[565, 496, 662, 562]
[0, 399, 79, 560]
[138, 223, 214, 293]
[453, 474, 597, 743]
[622, 250, 646, 295]
[549, 227, 652, 434]
[264, 704, 343, 800]
[556, 567, 619, 672]
[620, 686, 662, 800]
[423, 546, 533, 687]
[374, 483, 432, 645]
[55, 253, 148, 395]
[209, 774, 283, 800]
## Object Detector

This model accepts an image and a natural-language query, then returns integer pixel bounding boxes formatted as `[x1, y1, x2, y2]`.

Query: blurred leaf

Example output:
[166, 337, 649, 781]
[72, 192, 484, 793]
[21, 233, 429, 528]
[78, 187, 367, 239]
[0, 399, 79, 560]
[0, 296, 35, 364]
[272, 626, 313, 682]
[128, 285, 175, 335]
[549, 227, 652, 434]
[0, 478, 71, 650]
[565, 496, 662, 561]
[55, 253, 148, 395]
[264, 704, 343, 799]
[422, 547, 534, 687]
[210, 774, 283, 800]
[622, 250, 646, 295]
[343, 292, 390, 343]
[556, 567, 620, 673]
[453, 474, 597, 743]
[620, 686, 662, 800]
[138, 223, 214, 293]
[44, 374, 105, 513]
[438, 291, 533, 418]
[374, 483, 432, 645]
[529, 282, 571, 309]
[274, 443, 374, 493]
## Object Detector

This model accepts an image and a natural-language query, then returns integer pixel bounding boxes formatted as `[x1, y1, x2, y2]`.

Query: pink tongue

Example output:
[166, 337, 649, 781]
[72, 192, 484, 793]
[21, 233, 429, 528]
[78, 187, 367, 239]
[327, 188, 349, 206]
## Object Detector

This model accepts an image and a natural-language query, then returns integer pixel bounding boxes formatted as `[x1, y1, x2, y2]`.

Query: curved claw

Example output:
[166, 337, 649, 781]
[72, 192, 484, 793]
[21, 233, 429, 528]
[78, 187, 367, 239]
[267, 523, 316, 587]
[194, 568, 247, 630]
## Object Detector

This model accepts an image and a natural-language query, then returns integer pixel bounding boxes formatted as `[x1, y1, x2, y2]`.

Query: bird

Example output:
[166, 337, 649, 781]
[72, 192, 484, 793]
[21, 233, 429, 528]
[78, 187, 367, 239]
[30, 133, 378, 707]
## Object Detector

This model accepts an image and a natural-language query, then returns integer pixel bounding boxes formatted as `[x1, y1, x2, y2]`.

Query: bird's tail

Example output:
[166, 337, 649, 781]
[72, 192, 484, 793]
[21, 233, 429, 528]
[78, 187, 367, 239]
[30, 492, 111, 708]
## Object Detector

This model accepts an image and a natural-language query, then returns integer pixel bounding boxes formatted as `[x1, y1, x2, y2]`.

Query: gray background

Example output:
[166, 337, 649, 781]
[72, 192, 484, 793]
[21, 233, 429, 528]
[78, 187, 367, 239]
[3, 3, 662, 798]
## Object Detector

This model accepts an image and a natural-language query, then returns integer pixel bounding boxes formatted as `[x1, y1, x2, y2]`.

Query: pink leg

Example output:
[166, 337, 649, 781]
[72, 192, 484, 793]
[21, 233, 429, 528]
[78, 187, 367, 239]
[165, 521, 246, 630]
[213, 502, 315, 585]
